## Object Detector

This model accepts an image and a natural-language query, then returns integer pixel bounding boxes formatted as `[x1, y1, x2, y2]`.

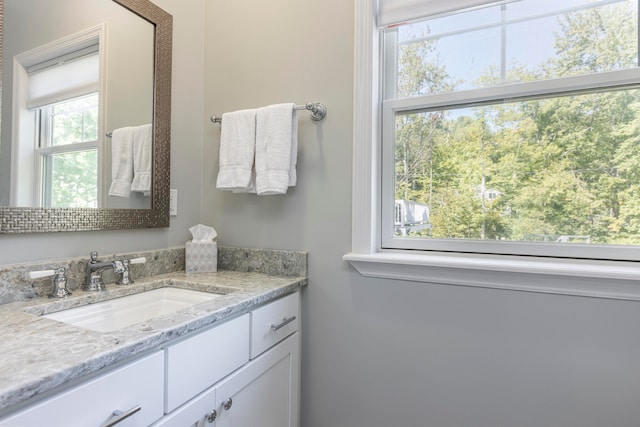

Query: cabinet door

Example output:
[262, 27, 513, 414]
[0, 351, 164, 427]
[215, 332, 299, 427]
[152, 386, 217, 427]
[165, 314, 250, 412]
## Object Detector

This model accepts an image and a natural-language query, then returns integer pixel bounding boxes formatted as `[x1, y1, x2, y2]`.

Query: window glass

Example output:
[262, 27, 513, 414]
[390, 0, 638, 97]
[394, 89, 640, 244]
[38, 93, 99, 208]
[44, 149, 98, 208]
[384, 0, 640, 254]
[49, 93, 99, 147]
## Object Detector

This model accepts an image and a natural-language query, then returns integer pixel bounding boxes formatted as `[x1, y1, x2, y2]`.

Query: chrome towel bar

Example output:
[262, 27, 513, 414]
[210, 102, 327, 124]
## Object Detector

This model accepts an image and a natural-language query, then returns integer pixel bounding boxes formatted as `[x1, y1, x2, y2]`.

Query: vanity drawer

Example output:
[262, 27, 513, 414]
[165, 314, 250, 413]
[250, 292, 299, 358]
[0, 351, 164, 427]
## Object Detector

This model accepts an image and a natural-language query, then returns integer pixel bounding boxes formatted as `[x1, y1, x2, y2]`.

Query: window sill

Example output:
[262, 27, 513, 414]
[343, 251, 640, 300]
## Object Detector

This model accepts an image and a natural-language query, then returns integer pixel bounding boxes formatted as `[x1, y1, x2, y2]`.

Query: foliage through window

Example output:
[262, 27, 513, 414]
[37, 93, 99, 208]
[382, 0, 640, 256]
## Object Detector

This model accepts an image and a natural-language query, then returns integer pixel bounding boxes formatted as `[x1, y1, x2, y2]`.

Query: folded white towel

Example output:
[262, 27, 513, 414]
[216, 108, 257, 192]
[131, 123, 153, 195]
[108, 127, 135, 197]
[255, 103, 298, 195]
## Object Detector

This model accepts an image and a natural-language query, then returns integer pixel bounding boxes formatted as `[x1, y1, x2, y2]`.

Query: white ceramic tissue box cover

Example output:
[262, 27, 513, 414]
[186, 241, 218, 273]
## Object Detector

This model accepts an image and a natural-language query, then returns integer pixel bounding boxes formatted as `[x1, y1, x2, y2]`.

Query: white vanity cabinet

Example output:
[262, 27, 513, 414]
[154, 291, 300, 427]
[0, 291, 301, 427]
[0, 351, 165, 427]
[215, 332, 299, 427]
[155, 333, 299, 427]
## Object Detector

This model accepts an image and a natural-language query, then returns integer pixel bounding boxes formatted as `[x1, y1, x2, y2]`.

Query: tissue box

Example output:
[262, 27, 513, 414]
[185, 241, 218, 273]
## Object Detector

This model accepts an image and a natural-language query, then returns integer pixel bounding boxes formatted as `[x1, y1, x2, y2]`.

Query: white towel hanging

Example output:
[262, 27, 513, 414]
[255, 103, 298, 195]
[216, 108, 257, 192]
[131, 123, 153, 195]
[108, 127, 135, 197]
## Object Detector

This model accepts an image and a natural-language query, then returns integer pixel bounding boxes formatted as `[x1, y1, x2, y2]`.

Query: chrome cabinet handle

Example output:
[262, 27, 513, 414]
[270, 316, 297, 332]
[206, 409, 218, 423]
[222, 398, 233, 410]
[101, 405, 142, 427]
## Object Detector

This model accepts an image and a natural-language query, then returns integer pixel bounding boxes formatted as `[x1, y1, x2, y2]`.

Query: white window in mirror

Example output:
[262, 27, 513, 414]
[35, 93, 99, 208]
[10, 29, 104, 208]
[29, 51, 100, 209]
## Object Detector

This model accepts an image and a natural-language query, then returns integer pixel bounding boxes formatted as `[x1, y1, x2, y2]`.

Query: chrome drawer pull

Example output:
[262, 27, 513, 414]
[101, 405, 142, 427]
[270, 316, 297, 332]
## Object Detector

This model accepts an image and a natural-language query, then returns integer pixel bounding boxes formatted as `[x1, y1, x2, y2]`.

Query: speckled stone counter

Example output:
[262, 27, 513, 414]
[0, 248, 307, 416]
[0, 246, 307, 304]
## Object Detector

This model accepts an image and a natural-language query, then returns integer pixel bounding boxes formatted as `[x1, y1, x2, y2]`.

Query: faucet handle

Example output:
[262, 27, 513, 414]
[112, 260, 126, 274]
[115, 257, 145, 286]
[27, 269, 58, 280]
[27, 268, 71, 298]
[90, 251, 99, 263]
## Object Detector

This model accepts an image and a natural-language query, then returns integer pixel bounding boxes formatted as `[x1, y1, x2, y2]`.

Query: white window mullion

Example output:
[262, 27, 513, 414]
[350, 0, 380, 254]
[381, 101, 397, 250]
[384, 68, 640, 114]
[383, 29, 399, 100]
[36, 140, 98, 157]
[500, 4, 506, 82]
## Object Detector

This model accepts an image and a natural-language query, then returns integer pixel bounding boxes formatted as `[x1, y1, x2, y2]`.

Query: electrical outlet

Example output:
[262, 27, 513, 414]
[169, 189, 178, 216]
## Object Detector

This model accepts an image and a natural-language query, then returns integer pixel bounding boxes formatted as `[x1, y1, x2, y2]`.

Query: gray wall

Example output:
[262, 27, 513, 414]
[1, 1, 640, 426]
[204, 1, 640, 426]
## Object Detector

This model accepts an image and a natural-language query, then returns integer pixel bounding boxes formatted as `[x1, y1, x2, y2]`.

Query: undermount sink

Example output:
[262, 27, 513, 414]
[42, 288, 223, 332]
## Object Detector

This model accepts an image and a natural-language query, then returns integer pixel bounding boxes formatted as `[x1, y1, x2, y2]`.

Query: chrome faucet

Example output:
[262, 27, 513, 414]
[85, 251, 147, 291]
[85, 251, 114, 291]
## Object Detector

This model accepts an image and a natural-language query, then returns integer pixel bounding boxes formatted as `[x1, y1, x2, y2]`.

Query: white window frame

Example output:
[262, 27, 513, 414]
[10, 25, 106, 208]
[344, 0, 640, 300]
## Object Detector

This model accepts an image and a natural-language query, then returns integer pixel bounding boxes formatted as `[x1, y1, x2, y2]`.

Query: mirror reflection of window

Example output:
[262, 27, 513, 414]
[16, 42, 101, 208]
[37, 93, 99, 208]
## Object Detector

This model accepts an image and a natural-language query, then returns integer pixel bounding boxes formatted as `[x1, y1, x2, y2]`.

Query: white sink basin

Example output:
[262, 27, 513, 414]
[43, 288, 222, 332]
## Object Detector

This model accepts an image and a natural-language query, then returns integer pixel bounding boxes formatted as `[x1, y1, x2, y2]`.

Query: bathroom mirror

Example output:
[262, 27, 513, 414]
[0, 0, 172, 232]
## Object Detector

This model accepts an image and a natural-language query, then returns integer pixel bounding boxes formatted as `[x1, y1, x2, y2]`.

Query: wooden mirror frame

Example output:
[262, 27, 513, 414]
[0, 0, 172, 233]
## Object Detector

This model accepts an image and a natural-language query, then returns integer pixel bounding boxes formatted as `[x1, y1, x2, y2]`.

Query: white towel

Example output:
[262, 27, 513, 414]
[131, 123, 153, 195]
[255, 103, 298, 195]
[216, 109, 257, 192]
[108, 127, 135, 197]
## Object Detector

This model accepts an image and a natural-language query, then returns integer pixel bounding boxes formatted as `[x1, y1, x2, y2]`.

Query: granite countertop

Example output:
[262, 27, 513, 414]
[0, 269, 307, 415]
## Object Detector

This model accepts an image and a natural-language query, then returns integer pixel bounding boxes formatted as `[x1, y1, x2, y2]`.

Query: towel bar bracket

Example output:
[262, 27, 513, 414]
[305, 102, 327, 121]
